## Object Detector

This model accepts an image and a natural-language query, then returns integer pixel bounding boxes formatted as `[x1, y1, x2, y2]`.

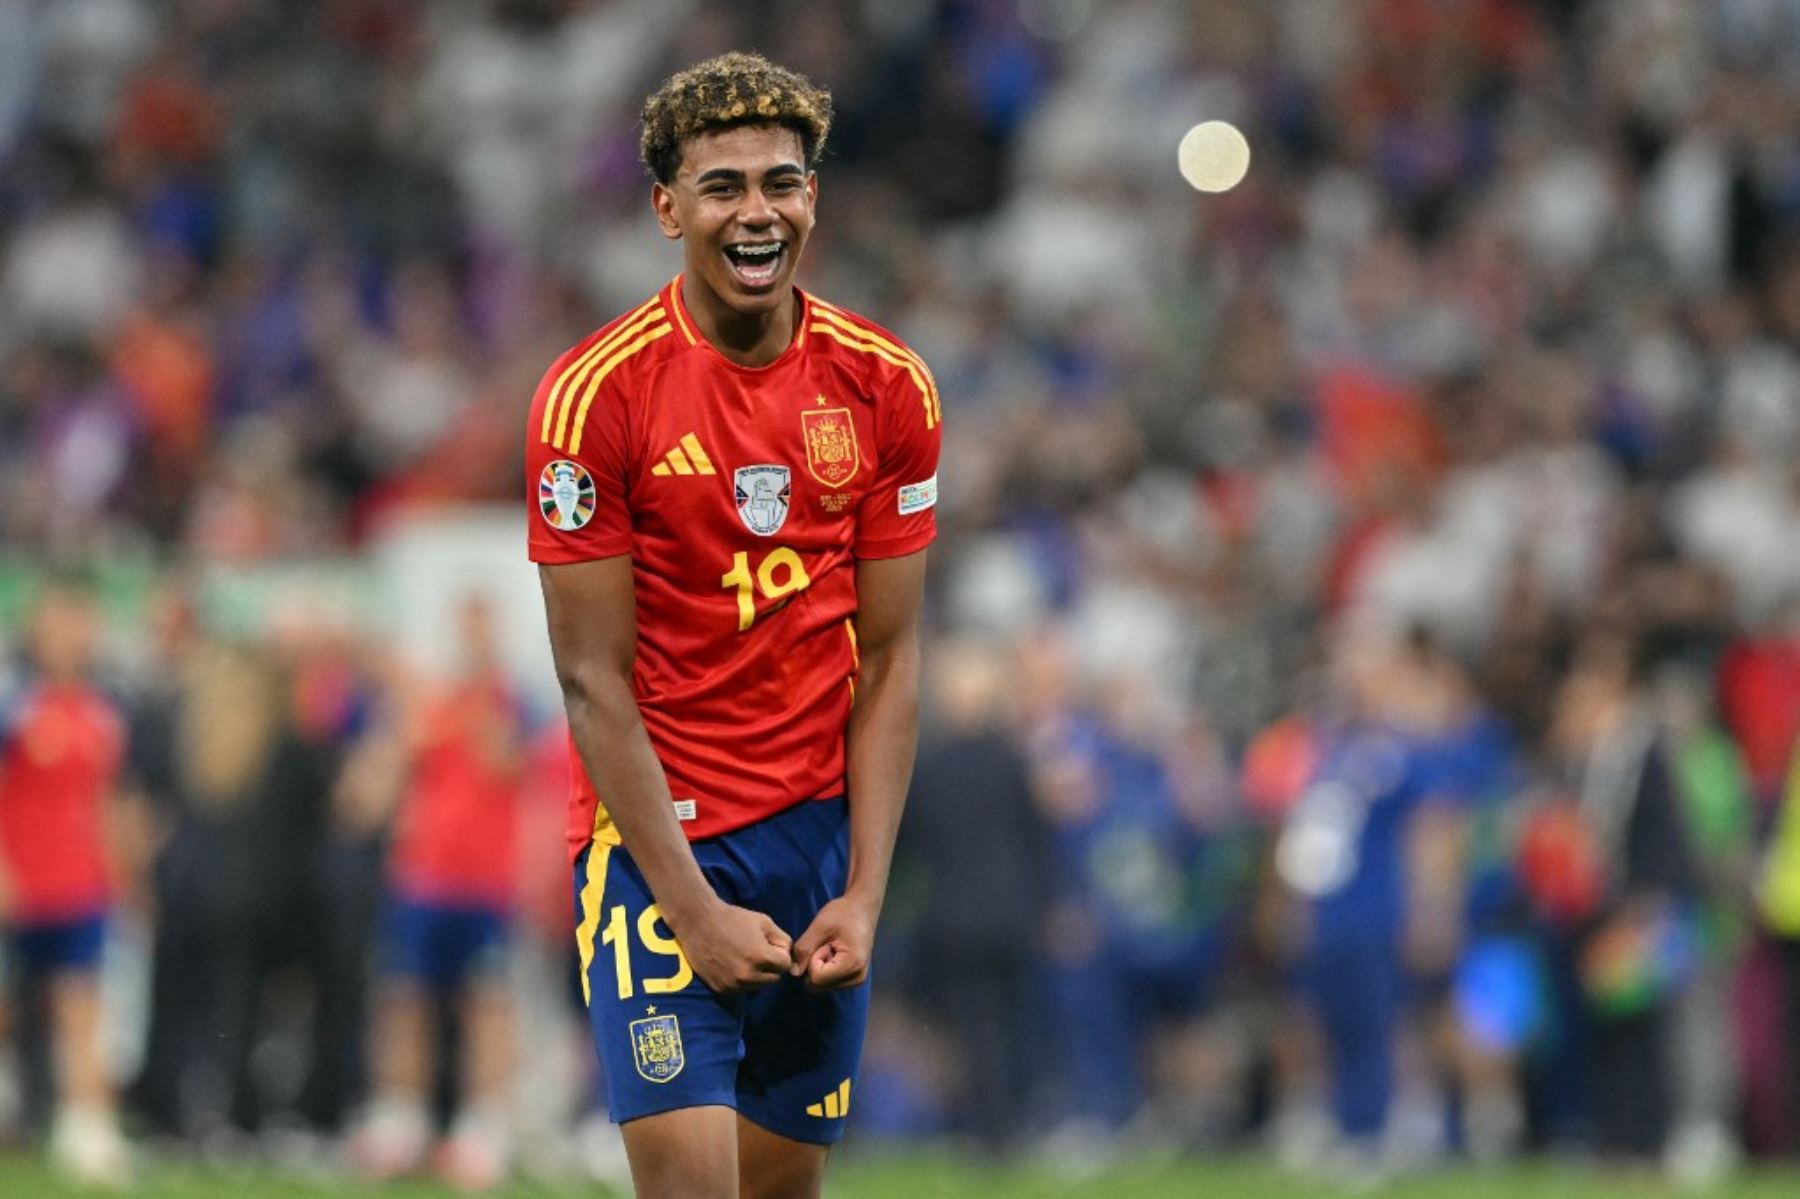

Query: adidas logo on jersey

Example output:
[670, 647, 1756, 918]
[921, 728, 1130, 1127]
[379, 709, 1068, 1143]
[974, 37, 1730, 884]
[805, 1079, 851, 1120]
[651, 433, 716, 477]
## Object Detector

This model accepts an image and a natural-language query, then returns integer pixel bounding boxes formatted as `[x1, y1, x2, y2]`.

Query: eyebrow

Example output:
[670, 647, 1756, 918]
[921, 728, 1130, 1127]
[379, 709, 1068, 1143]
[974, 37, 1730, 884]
[694, 163, 806, 185]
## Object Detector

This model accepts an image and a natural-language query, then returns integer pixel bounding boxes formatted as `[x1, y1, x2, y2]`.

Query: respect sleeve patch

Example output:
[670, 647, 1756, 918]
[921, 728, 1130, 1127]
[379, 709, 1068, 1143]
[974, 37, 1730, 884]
[897, 474, 938, 516]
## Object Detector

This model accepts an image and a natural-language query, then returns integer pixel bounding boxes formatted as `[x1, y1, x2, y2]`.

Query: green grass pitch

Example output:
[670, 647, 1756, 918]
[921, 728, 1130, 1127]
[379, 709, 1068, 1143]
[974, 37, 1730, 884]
[6, 1152, 1800, 1198]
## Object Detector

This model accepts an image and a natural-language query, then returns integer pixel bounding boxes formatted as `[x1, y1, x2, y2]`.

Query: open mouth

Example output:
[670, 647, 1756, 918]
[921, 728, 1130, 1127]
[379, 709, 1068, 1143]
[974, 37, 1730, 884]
[722, 240, 786, 289]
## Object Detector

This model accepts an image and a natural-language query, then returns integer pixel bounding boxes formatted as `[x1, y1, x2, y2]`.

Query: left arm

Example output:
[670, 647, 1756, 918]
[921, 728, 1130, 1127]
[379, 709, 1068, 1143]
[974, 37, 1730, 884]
[791, 549, 928, 987]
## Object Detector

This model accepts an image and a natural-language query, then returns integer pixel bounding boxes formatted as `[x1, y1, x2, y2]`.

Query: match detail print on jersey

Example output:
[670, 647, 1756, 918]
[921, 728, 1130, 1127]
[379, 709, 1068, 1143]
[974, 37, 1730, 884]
[540, 460, 597, 530]
[733, 465, 793, 536]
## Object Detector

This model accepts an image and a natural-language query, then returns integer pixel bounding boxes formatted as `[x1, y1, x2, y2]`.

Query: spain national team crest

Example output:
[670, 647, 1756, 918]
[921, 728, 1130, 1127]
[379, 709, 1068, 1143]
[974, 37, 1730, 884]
[802, 406, 860, 488]
[630, 1011, 685, 1083]
[734, 464, 791, 536]
[539, 460, 596, 531]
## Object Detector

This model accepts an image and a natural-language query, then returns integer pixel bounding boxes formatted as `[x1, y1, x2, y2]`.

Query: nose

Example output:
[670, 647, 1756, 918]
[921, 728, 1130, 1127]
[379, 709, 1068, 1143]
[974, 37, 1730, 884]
[737, 186, 777, 230]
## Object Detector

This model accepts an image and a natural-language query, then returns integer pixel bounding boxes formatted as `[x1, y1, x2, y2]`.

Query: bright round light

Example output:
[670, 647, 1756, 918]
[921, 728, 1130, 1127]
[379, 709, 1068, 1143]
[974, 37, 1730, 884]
[1178, 120, 1251, 193]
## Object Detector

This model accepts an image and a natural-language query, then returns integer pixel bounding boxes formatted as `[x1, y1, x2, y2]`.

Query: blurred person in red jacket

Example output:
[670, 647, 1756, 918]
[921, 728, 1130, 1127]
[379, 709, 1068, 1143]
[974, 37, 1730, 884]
[0, 577, 133, 1186]
[352, 593, 525, 1190]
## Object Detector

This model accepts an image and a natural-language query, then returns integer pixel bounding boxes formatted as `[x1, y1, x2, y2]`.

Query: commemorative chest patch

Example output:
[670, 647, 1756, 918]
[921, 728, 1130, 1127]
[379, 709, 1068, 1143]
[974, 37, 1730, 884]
[630, 1010, 685, 1083]
[802, 405, 859, 488]
[539, 460, 596, 531]
[734, 465, 792, 536]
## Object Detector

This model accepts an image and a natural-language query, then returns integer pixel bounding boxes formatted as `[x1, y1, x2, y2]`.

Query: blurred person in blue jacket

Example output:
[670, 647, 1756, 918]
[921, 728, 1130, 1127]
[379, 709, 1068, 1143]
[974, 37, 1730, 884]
[1270, 630, 1486, 1168]
[1388, 633, 1532, 1164]
[1030, 654, 1242, 1142]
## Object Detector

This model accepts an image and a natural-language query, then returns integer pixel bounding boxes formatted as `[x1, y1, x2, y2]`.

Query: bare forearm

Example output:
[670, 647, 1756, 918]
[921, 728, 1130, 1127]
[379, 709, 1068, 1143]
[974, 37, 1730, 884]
[842, 639, 921, 917]
[561, 669, 717, 928]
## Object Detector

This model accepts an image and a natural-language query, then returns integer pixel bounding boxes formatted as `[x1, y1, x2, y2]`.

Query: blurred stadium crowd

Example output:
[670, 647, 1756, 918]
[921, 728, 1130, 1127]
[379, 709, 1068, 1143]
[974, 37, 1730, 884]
[3, 0, 1800, 1189]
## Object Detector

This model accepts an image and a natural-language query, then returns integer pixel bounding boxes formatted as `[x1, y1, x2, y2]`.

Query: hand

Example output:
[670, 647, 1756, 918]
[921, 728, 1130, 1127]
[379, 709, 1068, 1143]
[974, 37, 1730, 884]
[790, 895, 877, 990]
[672, 900, 793, 994]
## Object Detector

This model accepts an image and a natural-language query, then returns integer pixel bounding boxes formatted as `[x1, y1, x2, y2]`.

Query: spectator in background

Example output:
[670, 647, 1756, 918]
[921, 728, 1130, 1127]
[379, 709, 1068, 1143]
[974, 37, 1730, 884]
[124, 577, 216, 1141]
[1542, 632, 1701, 1163]
[0, 578, 133, 1185]
[127, 597, 365, 1152]
[1389, 634, 1528, 1165]
[353, 594, 523, 1191]
[898, 639, 1049, 1151]
[1269, 631, 1498, 1172]
[1270, 635, 1402, 1168]
[1032, 662, 1235, 1146]
[1658, 666, 1753, 1183]
[1756, 741, 1800, 1149]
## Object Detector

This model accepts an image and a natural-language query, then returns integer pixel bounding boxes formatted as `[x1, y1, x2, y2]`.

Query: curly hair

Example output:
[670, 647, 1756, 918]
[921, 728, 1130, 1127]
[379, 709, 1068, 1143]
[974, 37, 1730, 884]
[639, 52, 833, 184]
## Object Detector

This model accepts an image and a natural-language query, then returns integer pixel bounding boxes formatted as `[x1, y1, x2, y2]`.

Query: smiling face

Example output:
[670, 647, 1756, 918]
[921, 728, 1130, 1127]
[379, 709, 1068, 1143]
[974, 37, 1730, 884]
[653, 123, 817, 318]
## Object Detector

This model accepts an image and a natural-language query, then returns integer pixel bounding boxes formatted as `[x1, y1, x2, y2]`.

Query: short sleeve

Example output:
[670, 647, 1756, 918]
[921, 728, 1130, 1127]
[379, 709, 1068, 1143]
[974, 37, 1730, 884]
[526, 345, 634, 565]
[854, 360, 942, 559]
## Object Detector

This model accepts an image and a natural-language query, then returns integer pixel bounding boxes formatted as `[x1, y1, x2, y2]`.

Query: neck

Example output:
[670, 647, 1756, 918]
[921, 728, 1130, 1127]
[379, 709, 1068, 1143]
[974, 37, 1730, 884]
[681, 275, 797, 368]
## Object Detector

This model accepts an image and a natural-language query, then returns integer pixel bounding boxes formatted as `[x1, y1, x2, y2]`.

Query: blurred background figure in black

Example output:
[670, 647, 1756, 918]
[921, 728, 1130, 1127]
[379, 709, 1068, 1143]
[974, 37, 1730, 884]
[895, 638, 1048, 1152]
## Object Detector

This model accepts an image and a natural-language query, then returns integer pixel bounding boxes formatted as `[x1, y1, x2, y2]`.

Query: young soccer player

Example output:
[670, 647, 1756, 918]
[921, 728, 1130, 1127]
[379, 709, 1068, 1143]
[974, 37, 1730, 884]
[526, 52, 940, 1199]
[0, 579, 130, 1185]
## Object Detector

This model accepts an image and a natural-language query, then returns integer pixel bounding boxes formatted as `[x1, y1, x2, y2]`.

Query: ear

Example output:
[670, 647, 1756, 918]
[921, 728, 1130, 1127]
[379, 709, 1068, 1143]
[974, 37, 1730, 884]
[805, 171, 818, 213]
[651, 182, 682, 241]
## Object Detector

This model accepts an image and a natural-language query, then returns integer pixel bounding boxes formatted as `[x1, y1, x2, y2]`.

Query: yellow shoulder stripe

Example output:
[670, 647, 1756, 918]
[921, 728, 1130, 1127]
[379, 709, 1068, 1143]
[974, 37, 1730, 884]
[566, 324, 672, 454]
[810, 303, 940, 424]
[543, 297, 663, 446]
[666, 277, 698, 345]
[810, 322, 937, 429]
[811, 301, 929, 375]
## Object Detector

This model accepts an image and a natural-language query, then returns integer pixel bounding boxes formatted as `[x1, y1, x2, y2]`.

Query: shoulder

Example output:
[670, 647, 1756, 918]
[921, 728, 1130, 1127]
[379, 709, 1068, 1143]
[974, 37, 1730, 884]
[529, 287, 684, 455]
[804, 294, 941, 430]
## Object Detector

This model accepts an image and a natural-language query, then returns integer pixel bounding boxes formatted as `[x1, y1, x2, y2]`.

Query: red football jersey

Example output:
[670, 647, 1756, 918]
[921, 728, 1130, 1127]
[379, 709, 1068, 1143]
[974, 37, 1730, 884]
[0, 682, 125, 923]
[389, 676, 522, 906]
[526, 277, 941, 857]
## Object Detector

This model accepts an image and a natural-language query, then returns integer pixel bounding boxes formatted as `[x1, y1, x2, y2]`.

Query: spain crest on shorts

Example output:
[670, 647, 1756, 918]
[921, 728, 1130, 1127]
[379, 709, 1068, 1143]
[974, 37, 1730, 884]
[540, 460, 596, 531]
[630, 1011, 685, 1083]
[734, 464, 791, 536]
[802, 406, 859, 488]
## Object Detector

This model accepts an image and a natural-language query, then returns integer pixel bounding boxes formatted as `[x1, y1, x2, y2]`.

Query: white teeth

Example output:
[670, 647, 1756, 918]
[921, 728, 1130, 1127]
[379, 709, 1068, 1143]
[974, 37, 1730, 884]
[731, 243, 781, 257]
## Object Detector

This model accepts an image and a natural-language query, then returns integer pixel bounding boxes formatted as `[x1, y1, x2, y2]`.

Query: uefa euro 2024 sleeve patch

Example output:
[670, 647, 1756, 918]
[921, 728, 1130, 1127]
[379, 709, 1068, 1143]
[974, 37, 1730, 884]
[897, 473, 938, 516]
[540, 460, 597, 531]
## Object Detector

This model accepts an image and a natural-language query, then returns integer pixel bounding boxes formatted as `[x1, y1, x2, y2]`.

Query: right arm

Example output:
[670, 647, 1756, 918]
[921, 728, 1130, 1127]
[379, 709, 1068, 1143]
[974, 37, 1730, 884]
[539, 555, 791, 992]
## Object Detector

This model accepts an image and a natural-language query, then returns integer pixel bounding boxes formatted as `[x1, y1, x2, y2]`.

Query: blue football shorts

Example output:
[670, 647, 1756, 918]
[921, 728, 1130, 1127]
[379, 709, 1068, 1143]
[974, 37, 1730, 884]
[572, 796, 869, 1145]
[382, 896, 511, 989]
[9, 911, 107, 975]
